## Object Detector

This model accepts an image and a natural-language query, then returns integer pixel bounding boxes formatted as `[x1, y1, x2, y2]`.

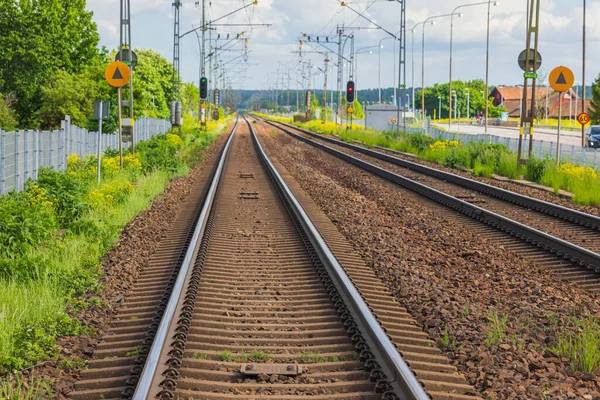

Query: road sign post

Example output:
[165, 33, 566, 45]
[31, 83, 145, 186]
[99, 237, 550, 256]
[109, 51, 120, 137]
[93, 101, 110, 184]
[549, 66, 575, 166]
[578, 112, 591, 126]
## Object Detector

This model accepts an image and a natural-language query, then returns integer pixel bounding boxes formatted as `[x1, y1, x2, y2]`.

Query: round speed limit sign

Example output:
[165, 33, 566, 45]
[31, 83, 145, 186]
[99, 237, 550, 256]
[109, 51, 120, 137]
[578, 112, 591, 126]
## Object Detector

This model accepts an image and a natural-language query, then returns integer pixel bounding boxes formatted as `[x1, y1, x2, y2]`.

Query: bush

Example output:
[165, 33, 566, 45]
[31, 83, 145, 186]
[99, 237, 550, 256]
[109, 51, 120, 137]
[525, 157, 551, 183]
[33, 168, 87, 226]
[0, 194, 56, 261]
[136, 134, 184, 173]
[496, 153, 522, 180]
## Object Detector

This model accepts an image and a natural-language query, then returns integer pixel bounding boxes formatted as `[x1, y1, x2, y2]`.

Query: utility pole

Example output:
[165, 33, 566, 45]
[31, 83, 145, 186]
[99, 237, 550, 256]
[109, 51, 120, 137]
[397, 0, 406, 133]
[118, 0, 134, 163]
[201, 0, 207, 124]
[171, 0, 182, 134]
[337, 27, 343, 124]
[323, 54, 330, 122]
[582, 0, 587, 147]
[517, 0, 541, 166]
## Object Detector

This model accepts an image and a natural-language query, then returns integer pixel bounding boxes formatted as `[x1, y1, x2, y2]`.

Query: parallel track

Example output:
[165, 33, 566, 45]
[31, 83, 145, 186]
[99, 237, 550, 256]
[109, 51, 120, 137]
[70, 116, 484, 400]
[263, 119, 600, 292]
[129, 117, 434, 399]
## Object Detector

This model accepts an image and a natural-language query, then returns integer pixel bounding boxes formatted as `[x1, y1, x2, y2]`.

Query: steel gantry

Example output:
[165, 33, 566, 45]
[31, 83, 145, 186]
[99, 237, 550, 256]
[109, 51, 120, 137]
[118, 0, 135, 160]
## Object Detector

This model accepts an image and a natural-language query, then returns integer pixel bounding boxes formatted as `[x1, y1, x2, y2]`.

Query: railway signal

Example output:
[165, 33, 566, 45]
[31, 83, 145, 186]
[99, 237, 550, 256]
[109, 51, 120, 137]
[200, 77, 208, 100]
[346, 80, 355, 104]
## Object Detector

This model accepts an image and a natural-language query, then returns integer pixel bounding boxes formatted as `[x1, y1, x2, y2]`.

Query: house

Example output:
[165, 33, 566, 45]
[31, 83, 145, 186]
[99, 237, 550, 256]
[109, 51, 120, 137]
[490, 86, 594, 119]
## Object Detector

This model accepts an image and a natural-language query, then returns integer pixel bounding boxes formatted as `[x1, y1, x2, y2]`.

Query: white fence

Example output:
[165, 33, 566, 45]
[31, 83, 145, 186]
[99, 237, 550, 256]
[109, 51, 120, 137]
[390, 121, 600, 170]
[0, 116, 171, 194]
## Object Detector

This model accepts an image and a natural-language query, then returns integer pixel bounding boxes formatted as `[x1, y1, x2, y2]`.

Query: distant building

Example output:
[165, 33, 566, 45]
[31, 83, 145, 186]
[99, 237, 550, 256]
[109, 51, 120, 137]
[490, 86, 594, 119]
[364, 104, 413, 132]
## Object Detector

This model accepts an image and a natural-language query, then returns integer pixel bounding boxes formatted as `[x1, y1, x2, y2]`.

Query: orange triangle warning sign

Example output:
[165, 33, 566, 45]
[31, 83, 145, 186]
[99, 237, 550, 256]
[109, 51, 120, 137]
[113, 67, 123, 80]
[105, 61, 131, 88]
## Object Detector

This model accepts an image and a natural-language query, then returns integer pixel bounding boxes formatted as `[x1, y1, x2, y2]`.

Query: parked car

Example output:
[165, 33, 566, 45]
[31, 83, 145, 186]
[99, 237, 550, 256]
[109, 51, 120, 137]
[587, 126, 600, 148]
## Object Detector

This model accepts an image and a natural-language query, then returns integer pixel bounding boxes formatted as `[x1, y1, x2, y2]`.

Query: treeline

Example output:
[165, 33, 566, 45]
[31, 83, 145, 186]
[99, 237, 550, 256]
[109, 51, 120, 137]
[0, 0, 198, 132]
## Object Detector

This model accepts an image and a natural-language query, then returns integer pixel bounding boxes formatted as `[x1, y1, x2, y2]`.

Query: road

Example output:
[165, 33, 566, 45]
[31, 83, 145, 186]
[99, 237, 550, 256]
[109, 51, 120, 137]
[435, 122, 587, 147]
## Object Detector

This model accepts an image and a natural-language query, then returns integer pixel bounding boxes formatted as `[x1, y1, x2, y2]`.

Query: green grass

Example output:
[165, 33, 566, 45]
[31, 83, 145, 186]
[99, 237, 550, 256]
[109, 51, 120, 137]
[218, 350, 233, 362]
[0, 373, 52, 399]
[553, 318, 600, 373]
[485, 312, 508, 347]
[496, 153, 522, 180]
[0, 119, 229, 374]
[299, 352, 328, 363]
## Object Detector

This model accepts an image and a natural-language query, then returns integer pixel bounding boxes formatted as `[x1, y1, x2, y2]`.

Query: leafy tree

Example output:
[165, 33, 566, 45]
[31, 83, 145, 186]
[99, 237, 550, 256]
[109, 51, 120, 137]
[0, 93, 18, 130]
[34, 69, 96, 129]
[414, 80, 505, 120]
[181, 82, 199, 119]
[0, 0, 99, 126]
[590, 73, 600, 124]
[131, 49, 173, 120]
[351, 99, 364, 119]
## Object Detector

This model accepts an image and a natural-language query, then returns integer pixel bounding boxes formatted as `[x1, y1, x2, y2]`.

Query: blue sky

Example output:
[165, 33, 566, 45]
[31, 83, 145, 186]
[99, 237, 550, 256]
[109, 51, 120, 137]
[87, 0, 599, 92]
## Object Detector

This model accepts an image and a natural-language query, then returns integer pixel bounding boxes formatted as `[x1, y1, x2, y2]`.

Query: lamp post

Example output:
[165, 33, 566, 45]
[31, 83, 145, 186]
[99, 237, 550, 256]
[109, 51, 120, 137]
[582, 0, 587, 147]
[410, 22, 427, 124]
[466, 88, 470, 120]
[448, 1, 499, 132]
[437, 96, 442, 120]
[378, 37, 394, 104]
[452, 90, 457, 120]
[422, 14, 455, 130]
[353, 46, 378, 100]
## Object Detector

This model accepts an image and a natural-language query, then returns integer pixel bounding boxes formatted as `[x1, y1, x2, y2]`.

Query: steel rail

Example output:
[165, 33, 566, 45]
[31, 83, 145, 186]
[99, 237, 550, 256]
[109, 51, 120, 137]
[270, 120, 600, 231]
[264, 119, 600, 273]
[245, 115, 429, 400]
[132, 117, 239, 400]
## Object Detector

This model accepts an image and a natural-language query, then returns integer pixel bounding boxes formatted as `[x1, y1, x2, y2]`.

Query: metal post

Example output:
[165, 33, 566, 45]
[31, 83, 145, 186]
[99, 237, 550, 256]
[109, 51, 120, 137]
[50, 131, 54, 171]
[449, 13, 455, 131]
[0, 129, 4, 195]
[485, 0, 491, 134]
[582, 0, 587, 147]
[557, 94, 562, 165]
[33, 130, 38, 179]
[38, 129, 42, 170]
[15, 131, 19, 191]
[23, 130, 28, 182]
[97, 102, 103, 184]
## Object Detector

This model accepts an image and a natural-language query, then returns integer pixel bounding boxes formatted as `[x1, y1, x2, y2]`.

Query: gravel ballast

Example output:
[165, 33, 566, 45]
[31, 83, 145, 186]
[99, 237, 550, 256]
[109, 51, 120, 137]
[257, 122, 600, 400]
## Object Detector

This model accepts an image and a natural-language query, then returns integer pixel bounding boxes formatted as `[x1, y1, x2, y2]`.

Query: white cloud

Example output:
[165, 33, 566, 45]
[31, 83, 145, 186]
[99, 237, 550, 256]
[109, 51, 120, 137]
[86, 0, 600, 90]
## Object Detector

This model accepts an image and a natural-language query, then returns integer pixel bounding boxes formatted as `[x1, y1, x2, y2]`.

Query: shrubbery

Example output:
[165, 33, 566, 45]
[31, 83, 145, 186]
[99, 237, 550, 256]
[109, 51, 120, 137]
[289, 116, 600, 206]
[0, 122, 227, 372]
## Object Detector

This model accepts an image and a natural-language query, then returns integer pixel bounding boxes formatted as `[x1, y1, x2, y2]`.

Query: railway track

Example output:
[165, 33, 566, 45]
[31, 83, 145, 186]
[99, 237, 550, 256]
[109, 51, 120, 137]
[262, 119, 600, 293]
[70, 116, 481, 399]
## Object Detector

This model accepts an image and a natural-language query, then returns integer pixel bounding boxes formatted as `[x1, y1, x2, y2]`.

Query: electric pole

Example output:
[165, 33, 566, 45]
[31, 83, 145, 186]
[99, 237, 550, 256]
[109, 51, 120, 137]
[171, 0, 182, 134]
[118, 0, 134, 161]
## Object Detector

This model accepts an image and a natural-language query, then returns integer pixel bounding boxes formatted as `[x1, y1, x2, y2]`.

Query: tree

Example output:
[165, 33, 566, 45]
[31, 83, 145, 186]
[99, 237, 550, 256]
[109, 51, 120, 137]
[590, 73, 600, 124]
[131, 49, 173, 120]
[181, 82, 199, 120]
[34, 69, 96, 129]
[351, 99, 364, 119]
[0, 93, 18, 130]
[0, 0, 100, 126]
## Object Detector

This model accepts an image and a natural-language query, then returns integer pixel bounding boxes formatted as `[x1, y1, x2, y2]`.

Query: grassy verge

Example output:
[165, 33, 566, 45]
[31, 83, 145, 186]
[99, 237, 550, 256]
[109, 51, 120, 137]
[0, 117, 230, 376]
[257, 113, 600, 207]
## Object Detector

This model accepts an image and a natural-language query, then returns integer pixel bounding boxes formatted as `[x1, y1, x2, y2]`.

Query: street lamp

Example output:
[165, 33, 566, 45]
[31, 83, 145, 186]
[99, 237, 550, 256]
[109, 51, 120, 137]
[575, 81, 579, 120]
[448, 1, 499, 131]
[437, 96, 442, 120]
[354, 45, 380, 101]
[411, 22, 427, 122]
[422, 13, 456, 129]
[465, 88, 470, 119]
[452, 90, 457, 120]
[378, 37, 394, 104]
